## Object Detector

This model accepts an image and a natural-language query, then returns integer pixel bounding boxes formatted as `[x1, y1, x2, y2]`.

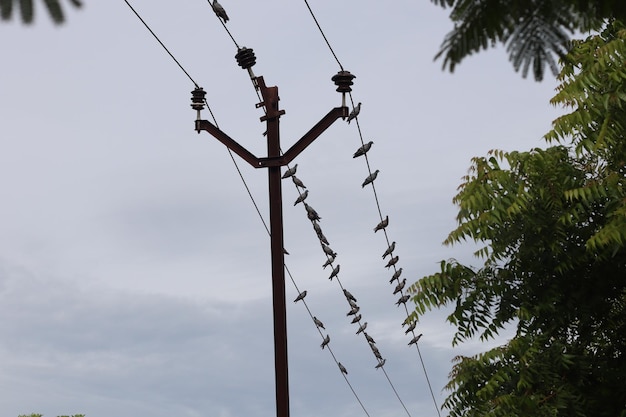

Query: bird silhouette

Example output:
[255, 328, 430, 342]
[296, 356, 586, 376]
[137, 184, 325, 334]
[351, 314, 362, 323]
[374, 216, 389, 232]
[347, 306, 360, 316]
[390, 268, 403, 283]
[393, 278, 406, 295]
[361, 169, 379, 188]
[293, 290, 307, 303]
[353, 141, 373, 158]
[322, 255, 335, 269]
[313, 316, 325, 329]
[356, 322, 367, 335]
[321, 334, 330, 349]
[328, 264, 340, 280]
[294, 190, 309, 206]
[282, 164, 297, 179]
[396, 294, 410, 306]
[211, 0, 229, 23]
[375, 358, 386, 369]
[382, 241, 396, 259]
[408, 334, 423, 346]
[347, 102, 361, 124]
[404, 321, 416, 334]
[385, 255, 399, 269]
[292, 175, 306, 188]
[338, 362, 348, 375]
[343, 289, 357, 302]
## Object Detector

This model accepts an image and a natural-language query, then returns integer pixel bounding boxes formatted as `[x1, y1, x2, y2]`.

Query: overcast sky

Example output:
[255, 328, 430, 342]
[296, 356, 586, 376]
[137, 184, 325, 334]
[1, 1, 563, 417]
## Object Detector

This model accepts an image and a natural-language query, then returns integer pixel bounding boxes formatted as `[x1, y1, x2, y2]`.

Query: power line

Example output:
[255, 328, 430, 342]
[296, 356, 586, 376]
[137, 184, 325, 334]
[301, 0, 344, 70]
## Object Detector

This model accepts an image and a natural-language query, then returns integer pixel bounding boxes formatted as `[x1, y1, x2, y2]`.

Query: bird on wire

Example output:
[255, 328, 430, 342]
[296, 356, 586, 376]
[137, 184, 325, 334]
[404, 321, 416, 334]
[322, 255, 335, 269]
[361, 169, 379, 188]
[375, 358, 386, 369]
[385, 255, 399, 269]
[382, 241, 396, 259]
[321, 334, 330, 349]
[328, 264, 340, 281]
[338, 363, 348, 375]
[313, 316, 325, 329]
[211, 0, 229, 23]
[396, 294, 410, 306]
[393, 278, 406, 295]
[294, 290, 307, 303]
[347, 306, 360, 316]
[282, 164, 297, 179]
[347, 102, 361, 124]
[292, 175, 306, 188]
[374, 215, 389, 232]
[294, 190, 309, 206]
[356, 322, 367, 335]
[390, 267, 403, 283]
[353, 140, 373, 158]
[343, 289, 357, 302]
[408, 334, 423, 346]
[351, 313, 362, 323]
[322, 244, 337, 258]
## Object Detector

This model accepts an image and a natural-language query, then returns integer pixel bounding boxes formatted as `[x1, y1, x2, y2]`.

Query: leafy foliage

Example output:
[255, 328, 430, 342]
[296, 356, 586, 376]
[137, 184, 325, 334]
[431, 0, 626, 80]
[0, 0, 81, 25]
[409, 20, 626, 417]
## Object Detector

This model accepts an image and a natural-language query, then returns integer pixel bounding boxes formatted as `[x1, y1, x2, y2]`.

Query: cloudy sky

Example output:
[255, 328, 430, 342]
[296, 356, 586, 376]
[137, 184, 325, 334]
[1, 1, 563, 417]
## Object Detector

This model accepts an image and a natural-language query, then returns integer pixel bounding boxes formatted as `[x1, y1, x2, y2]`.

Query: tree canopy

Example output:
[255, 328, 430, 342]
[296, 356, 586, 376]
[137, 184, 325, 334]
[0, 0, 82, 25]
[432, 0, 626, 80]
[409, 20, 626, 417]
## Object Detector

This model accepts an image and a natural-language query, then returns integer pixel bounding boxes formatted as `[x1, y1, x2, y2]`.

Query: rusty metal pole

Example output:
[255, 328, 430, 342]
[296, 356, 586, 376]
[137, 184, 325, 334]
[261, 82, 290, 417]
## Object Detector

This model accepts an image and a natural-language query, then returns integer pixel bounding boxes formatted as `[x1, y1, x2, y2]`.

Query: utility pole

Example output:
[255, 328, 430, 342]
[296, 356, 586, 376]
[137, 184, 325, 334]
[191, 47, 355, 417]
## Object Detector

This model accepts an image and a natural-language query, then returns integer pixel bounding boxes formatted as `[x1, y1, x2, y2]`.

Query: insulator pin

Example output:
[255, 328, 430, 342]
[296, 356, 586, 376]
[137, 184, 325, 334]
[332, 70, 356, 93]
[235, 47, 257, 70]
[191, 87, 206, 111]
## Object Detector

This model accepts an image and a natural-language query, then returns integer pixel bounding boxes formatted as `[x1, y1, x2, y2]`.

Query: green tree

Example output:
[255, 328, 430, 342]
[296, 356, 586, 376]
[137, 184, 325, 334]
[0, 0, 82, 25]
[409, 20, 626, 417]
[431, 0, 626, 80]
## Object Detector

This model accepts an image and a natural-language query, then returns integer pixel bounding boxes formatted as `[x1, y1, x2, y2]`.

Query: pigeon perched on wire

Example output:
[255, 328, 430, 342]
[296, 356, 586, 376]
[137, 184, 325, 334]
[343, 289, 357, 302]
[211, 0, 229, 23]
[382, 242, 396, 259]
[346, 102, 361, 124]
[322, 255, 335, 269]
[390, 267, 403, 283]
[350, 313, 362, 324]
[292, 176, 306, 189]
[385, 255, 399, 269]
[317, 231, 329, 246]
[370, 343, 381, 356]
[372, 349, 383, 361]
[293, 290, 307, 303]
[361, 170, 380, 188]
[322, 244, 337, 258]
[282, 164, 297, 179]
[321, 334, 330, 349]
[393, 278, 406, 295]
[404, 321, 416, 334]
[313, 316, 325, 329]
[364, 332, 375, 344]
[374, 216, 389, 233]
[338, 362, 348, 375]
[356, 322, 367, 335]
[328, 264, 340, 281]
[348, 298, 358, 309]
[408, 334, 423, 346]
[396, 294, 410, 306]
[304, 203, 321, 221]
[353, 141, 373, 158]
[347, 306, 360, 316]
[313, 221, 323, 236]
[375, 358, 386, 369]
[294, 190, 309, 206]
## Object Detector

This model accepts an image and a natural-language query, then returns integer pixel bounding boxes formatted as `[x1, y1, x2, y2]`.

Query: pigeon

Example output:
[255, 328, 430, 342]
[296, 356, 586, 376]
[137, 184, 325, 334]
[408, 334, 423, 346]
[382, 242, 396, 259]
[304, 203, 321, 221]
[353, 141, 373, 158]
[348, 298, 358, 309]
[356, 322, 367, 335]
[364, 332, 375, 344]
[322, 244, 337, 258]
[370, 343, 380, 355]
[350, 314, 362, 324]
[294, 190, 309, 206]
[393, 278, 406, 295]
[313, 222, 323, 235]
[211, 0, 229, 23]
[293, 290, 307, 303]
[374, 216, 389, 233]
[292, 175, 306, 188]
[347, 102, 361, 124]
[321, 334, 330, 349]
[404, 321, 416, 334]
[390, 268, 403, 283]
[313, 316, 325, 329]
[347, 306, 360, 316]
[375, 358, 386, 369]
[361, 169, 380, 188]
[328, 264, 340, 281]
[343, 289, 357, 302]
[372, 349, 383, 360]
[322, 255, 335, 269]
[282, 164, 297, 179]
[338, 362, 348, 375]
[317, 232, 329, 246]
[396, 294, 410, 306]
[385, 255, 399, 269]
